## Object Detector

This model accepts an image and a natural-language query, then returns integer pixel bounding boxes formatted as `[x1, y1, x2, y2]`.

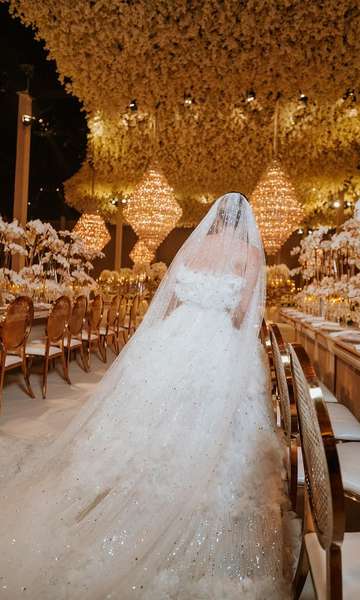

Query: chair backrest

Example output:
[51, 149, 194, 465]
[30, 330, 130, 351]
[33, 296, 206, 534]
[47, 296, 71, 343]
[129, 295, 139, 327]
[107, 295, 119, 328]
[88, 294, 103, 332]
[1, 296, 34, 351]
[69, 295, 87, 336]
[117, 297, 127, 327]
[270, 324, 296, 439]
[289, 344, 345, 551]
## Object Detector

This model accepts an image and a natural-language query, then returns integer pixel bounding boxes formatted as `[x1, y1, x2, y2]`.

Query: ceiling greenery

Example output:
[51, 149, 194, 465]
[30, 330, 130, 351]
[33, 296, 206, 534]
[6, 0, 360, 225]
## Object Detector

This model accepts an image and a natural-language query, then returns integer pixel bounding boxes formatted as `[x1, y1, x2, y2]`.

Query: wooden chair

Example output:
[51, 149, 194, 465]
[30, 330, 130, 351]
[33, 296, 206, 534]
[115, 296, 128, 348]
[0, 296, 34, 408]
[26, 295, 71, 399]
[66, 295, 88, 372]
[289, 343, 360, 507]
[121, 294, 140, 343]
[99, 295, 120, 361]
[82, 294, 103, 368]
[290, 343, 360, 600]
[270, 323, 299, 511]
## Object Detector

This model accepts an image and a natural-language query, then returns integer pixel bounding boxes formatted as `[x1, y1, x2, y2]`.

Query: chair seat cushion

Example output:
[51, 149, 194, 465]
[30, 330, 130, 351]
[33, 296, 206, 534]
[297, 446, 305, 485]
[305, 531, 360, 599]
[320, 382, 337, 403]
[337, 442, 360, 497]
[5, 354, 22, 368]
[26, 341, 61, 357]
[99, 327, 116, 336]
[64, 338, 82, 349]
[327, 403, 360, 441]
[78, 332, 98, 342]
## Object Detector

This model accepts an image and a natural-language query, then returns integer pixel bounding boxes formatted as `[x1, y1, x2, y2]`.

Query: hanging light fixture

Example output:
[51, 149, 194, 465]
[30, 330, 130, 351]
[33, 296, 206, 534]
[129, 239, 155, 265]
[251, 102, 304, 255]
[73, 212, 110, 252]
[124, 166, 182, 254]
[72, 162, 111, 252]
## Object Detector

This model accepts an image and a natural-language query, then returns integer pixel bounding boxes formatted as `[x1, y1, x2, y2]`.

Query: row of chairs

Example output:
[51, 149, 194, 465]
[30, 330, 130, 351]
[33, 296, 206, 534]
[261, 321, 360, 599]
[0, 292, 144, 406]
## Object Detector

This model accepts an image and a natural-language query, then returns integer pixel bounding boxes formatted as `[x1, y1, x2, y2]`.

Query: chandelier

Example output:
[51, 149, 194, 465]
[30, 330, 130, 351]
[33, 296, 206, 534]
[73, 212, 111, 252]
[129, 240, 155, 265]
[124, 167, 182, 253]
[251, 159, 304, 255]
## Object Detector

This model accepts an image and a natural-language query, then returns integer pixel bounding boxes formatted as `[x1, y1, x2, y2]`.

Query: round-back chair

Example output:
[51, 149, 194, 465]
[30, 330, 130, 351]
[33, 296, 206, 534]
[69, 295, 87, 337]
[289, 344, 345, 600]
[1, 296, 34, 352]
[47, 295, 72, 344]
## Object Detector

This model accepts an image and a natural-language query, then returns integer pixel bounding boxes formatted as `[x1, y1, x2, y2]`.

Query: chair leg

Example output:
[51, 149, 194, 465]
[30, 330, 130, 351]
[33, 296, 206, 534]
[87, 338, 91, 371]
[42, 354, 50, 399]
[22, 354, 35, 399]
[80, 343, 88, 372]
[61, 348, 71, 385]
[293, 538, 309, 600]
[0, 356, 5, 413]
[98, 337, 106, 363]
[101, 335, 107, 363]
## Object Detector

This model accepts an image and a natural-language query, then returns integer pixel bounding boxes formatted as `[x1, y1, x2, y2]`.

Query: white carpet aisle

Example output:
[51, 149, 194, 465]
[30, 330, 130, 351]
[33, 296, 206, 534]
[0, 354, 115, 482]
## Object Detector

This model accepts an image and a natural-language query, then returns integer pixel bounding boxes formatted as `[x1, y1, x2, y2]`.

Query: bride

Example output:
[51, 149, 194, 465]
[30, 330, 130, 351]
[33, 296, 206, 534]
[0, 193, 288, 599]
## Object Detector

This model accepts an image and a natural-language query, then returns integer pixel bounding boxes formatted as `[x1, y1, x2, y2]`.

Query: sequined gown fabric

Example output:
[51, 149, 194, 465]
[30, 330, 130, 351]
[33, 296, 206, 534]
[0, 266, 287, 599]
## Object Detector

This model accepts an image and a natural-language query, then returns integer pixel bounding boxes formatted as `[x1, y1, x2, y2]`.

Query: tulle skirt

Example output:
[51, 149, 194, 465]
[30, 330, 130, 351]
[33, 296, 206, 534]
[0, 304, 288, 599]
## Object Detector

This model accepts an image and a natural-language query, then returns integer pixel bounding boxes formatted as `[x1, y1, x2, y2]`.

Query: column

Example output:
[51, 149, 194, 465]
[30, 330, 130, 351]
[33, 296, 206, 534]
[336, 189, 345, 232]
[114, 207, 123, 270]
[12, 91, 33, 271]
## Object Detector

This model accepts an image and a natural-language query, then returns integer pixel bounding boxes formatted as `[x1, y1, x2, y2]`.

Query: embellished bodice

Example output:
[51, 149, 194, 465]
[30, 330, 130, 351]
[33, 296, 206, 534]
[174, 264, 244, 312]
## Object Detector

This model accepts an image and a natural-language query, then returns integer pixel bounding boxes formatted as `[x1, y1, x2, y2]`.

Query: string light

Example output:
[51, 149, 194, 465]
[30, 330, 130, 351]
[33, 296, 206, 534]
[73, 213, 111, 252]
[124, 166, 182, 254]
[251, 158, 304, 255]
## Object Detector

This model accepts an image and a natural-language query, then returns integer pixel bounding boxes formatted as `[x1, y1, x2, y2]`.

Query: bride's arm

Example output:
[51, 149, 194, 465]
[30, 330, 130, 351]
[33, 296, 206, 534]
[232, 245, 262, 329]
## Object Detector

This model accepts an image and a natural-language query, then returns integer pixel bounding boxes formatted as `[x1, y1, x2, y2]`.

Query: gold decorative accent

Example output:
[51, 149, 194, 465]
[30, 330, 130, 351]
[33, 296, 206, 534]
[73, 213, 111, 252]
[251, 159, 304, 255]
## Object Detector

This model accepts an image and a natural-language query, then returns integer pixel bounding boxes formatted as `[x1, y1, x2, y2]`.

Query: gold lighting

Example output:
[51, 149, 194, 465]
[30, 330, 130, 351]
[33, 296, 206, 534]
[251, 159, 304, 255]
[124, 166, 182, 254]
[130, 240, 155, 265]
[73, 212, 111, 252]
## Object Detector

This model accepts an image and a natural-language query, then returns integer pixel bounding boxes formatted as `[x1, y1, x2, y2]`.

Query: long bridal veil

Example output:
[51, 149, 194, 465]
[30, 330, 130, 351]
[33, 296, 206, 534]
[0, 193, 284, 600]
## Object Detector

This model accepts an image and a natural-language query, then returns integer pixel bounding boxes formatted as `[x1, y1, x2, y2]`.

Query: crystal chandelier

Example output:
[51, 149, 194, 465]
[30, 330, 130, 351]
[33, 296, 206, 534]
[251, 159, 304, 255]
[73, 213, 111, 252]
[130, 240, 155, 265]
[124, 167, 182, 253]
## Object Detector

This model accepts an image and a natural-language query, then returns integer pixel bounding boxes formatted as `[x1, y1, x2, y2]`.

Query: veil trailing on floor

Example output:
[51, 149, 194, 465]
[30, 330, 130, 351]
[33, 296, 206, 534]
[0, 193, 284, 600]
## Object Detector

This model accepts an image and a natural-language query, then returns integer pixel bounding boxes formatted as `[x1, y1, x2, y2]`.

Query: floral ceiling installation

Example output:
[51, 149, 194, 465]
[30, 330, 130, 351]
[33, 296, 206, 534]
[6, 0, 360, 224]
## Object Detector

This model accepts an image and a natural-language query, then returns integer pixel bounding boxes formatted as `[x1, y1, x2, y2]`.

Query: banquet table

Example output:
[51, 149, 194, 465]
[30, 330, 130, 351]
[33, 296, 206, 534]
[280, 308, 360, 420]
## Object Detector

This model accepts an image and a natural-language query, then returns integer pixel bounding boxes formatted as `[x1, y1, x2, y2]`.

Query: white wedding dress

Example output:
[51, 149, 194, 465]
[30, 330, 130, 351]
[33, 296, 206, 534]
[0, 194, 288, 599]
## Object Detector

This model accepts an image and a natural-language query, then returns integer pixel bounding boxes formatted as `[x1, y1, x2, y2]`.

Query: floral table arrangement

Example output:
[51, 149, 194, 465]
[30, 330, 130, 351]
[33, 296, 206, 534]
[98, 262, 167, 299]
[266, 264, 296, 307]
[0, 216, 103, 306]
[291, 204, 360, 325]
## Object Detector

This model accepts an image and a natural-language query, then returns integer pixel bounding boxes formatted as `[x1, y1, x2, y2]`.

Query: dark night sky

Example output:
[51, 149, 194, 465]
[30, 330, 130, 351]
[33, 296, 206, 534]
[0, 3, 87, 221]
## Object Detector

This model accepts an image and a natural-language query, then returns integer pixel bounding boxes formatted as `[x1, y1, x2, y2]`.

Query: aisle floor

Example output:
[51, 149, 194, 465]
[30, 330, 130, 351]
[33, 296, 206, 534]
[0, 352, 115, 480]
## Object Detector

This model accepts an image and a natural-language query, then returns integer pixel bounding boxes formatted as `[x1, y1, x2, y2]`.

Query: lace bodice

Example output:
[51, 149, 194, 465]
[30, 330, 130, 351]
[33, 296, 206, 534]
[174, 264, 244, 312]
